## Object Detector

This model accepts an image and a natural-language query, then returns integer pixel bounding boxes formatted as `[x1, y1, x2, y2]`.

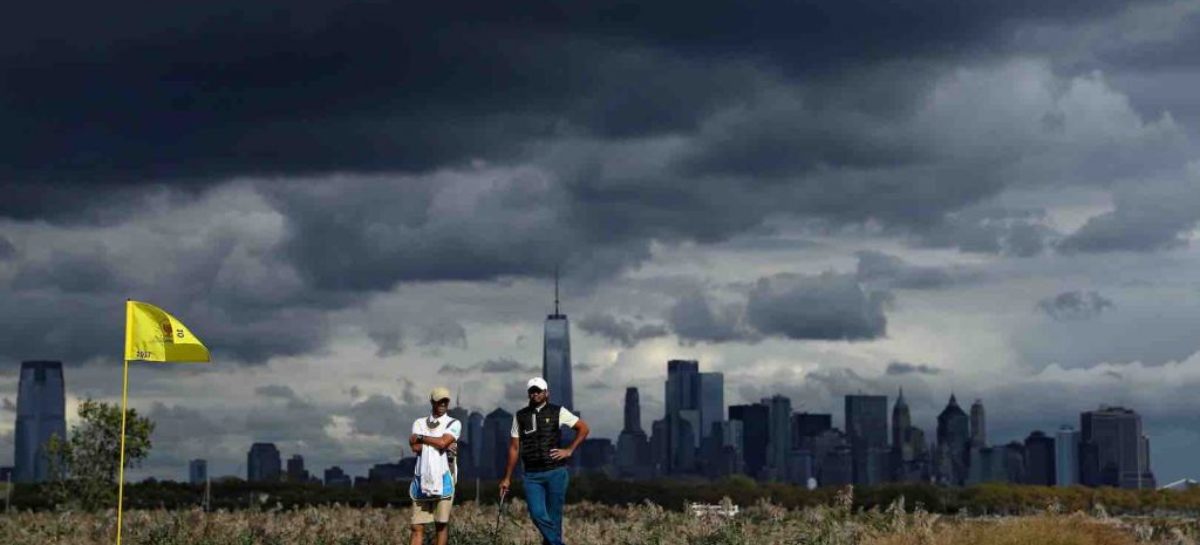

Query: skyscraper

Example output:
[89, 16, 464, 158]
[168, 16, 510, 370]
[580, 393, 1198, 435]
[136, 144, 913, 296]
[891, 390, 910, 451]
[1081, 406, 1154, 489]
[324, 466, 351, 487]
[482, 408, 513, 479]
[14, 361, 66, 483]
[616, 387, 651, 478]
[1056, 425, 1080, 487]
[468, 411, 485, 472]
[846, 394, 889, 449]
[970, 399, 987, 448]
[543, 275, 573, 411]
[663, 360, 703, 473]
[792, 413, 832, 447]
[286, 454, 308, 482]
[665, 360, 700, 416]
[936, 395, 970, 485]
[189, 459, 207, 485]
[729, 403, 769, 479]
[891, 389, 927, 482]
[1024, 431, 1056, 486]
[624, 387, 642, 433]
[247, 443, 281, 482]
[699, 372, 725, 442]
[763, 394, 792, 481]
[846, 394, 889, 486]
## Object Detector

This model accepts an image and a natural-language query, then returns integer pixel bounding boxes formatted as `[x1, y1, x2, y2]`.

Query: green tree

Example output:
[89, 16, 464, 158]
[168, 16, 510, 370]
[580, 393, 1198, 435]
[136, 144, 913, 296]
[45, 398, 155, 510]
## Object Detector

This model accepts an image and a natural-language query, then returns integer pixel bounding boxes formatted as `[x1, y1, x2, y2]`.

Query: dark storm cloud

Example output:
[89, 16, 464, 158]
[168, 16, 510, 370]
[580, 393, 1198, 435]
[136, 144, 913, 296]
[11, 250, 127, 294]
[746, 272, 891, 341]
[347, 394, 424, 437]
[0, 0, 1187, 372]
[255, 384, 296, 399]
[0, 236, 15, 260]
[886, 361, 943, 376]
[667, 290, 754, 344]
[855, 250, 965, 289]
[0, 0, 1145, 221]
[254, 384, 314, 410]
[578, 312, 669, 348]
[367, 328, 404, 358]
[1057, 180, 1200, 254]
[669, 272, 892, 344]
[915, 207, 1057, 257]
[417, 319, 469, 351]
[1036, 290, 1115, 321]
[438, 358, 538, 377]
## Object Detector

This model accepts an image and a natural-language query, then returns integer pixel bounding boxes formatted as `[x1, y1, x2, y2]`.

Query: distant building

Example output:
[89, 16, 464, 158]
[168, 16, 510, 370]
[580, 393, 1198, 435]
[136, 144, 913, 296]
[969, 399, 987, 448]
[323, 466, 351, 488]
[189, 459, 208, 485]
[665, 360, 700, 416]
[729, 403, 769, 479]
[845, 394, 888, 486]
[846, 394, 889, 449]
[616, 388, 651, 478]
[701, 420, 744, 479]
[1003, 441, 1026, 484]
[792, 413, 832, 447]
[762, 395, 793, 481]
[369, 459, 411, 483]
[1024, 431, 1056, 486]
[579, 438, 615, 475]
[819, 444, 854, 487]
[543, 277, 574, 411]
[1081, 406, 1155, 489]
[0, 466, 13, 482]
[448, 406, 472, 478]
[891, 389, 928, 482]
[786, 450, 815, 485]
[699, 373, 725, 443]
[481, 408, 513, 479]
[14, 361, 66, 483]
[650, 417, 668, 476]
[286, 454, 309, 482]
[468, 411, 485, 473]
[662, 360, 724, 474]
[247, 443, 281, 482]
[665, 359, 702, 468]
[936, 395, 970, 485]
[1056, 426, 1080, 487]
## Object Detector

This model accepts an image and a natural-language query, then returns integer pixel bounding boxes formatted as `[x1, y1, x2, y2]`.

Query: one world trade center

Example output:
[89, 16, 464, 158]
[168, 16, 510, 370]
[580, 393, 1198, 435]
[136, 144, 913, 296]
[543, 275, 573, 411]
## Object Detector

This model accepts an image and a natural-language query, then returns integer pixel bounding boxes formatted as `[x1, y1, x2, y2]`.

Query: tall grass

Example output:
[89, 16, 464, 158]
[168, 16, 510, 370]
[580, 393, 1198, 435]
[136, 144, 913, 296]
[1, 487, 1197, 544]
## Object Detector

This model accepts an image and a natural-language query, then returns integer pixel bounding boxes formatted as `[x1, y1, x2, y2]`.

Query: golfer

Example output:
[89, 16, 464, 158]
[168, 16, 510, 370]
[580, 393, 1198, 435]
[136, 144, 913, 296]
[408, 386, 460, 545]
[499, 377, 590, 545]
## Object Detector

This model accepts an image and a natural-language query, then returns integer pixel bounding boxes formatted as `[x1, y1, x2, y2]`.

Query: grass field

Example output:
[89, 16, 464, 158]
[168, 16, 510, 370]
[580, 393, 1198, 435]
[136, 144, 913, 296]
[1, 491, 1197, 544]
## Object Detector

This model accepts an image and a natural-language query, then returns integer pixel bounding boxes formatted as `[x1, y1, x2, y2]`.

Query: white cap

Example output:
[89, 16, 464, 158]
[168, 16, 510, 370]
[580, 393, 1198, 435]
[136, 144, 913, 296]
[527, 377, 549, 391]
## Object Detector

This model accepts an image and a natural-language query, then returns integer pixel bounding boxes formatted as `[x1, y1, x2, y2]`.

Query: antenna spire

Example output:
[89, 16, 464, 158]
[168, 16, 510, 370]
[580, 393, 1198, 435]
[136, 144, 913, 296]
[554, 267, 560, 315]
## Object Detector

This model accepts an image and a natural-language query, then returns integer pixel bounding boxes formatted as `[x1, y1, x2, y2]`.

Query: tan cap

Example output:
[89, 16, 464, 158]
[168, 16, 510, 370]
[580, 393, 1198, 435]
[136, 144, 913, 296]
[430, 386, 452, 402]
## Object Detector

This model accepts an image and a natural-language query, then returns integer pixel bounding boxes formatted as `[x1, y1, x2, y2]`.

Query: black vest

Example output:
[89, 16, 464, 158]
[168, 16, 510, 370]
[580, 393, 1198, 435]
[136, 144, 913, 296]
[516, 403, 564, 472]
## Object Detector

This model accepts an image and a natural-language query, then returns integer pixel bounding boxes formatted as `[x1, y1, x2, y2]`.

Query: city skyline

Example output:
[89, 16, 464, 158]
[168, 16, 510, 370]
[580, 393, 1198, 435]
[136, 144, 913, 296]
[0, 354, 1166, 489]
[3, 1, 1200, 487]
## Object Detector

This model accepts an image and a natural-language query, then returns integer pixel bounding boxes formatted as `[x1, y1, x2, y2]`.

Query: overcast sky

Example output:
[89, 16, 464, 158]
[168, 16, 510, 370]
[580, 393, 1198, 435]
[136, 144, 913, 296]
[3, 1, 1200, 484]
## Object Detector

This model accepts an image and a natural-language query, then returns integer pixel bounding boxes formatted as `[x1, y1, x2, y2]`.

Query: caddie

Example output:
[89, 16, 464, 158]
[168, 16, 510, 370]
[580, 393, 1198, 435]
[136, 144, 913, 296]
[408, 386, 460, 545]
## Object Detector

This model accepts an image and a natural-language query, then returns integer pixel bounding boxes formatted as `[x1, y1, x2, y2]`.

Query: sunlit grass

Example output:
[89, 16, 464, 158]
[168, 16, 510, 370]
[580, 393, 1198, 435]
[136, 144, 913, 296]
[1, 487, 1197, 544]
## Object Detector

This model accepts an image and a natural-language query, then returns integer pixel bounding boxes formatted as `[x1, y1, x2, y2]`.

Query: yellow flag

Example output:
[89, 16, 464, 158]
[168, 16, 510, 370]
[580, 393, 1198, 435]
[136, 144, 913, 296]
[124, 300, 210, 363]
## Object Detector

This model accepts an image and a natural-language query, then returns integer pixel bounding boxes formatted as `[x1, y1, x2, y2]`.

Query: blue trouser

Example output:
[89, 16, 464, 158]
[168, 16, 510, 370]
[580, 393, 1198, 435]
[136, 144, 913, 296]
[523, 467, 570, 545]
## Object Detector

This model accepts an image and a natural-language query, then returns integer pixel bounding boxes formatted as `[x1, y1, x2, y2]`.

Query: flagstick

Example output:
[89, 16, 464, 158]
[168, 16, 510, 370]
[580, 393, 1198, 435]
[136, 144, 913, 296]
[115, 358, 131, 545]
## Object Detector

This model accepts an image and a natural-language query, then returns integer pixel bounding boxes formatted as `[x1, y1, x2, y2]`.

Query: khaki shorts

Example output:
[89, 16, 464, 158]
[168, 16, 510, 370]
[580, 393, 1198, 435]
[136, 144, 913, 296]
[411, 497, 453, 525]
